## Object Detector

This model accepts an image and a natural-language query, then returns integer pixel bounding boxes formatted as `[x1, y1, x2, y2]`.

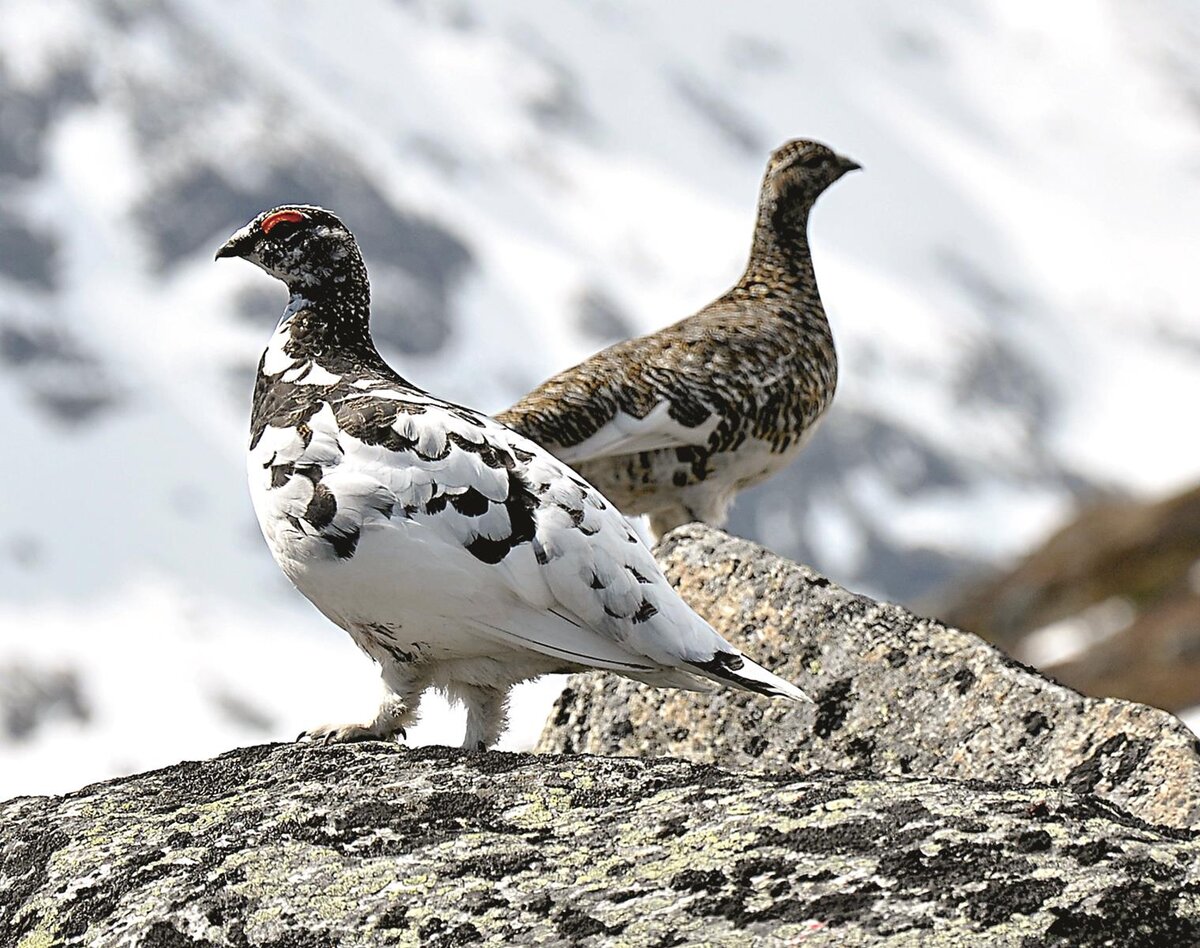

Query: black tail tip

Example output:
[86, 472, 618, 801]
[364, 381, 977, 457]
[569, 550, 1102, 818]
[686, 652, 779, 698]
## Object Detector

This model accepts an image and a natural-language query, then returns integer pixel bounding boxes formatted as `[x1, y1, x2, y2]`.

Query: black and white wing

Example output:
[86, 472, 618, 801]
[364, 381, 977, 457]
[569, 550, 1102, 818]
[463, 411, 804, 699]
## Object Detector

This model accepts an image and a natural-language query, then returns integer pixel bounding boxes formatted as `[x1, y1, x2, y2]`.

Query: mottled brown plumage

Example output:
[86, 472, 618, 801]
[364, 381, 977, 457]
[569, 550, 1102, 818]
[499, 139, 857, 539]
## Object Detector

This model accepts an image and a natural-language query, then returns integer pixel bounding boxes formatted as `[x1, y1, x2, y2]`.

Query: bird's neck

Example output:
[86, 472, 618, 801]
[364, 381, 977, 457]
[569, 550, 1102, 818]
[735, 196, 821, 309]
[268, 255, 385, 372]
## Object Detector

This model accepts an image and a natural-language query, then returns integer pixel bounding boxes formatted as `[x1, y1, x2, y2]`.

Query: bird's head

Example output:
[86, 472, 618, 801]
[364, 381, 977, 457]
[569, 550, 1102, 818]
[762, 139, 860, 210]
[215, 205, 361, 290]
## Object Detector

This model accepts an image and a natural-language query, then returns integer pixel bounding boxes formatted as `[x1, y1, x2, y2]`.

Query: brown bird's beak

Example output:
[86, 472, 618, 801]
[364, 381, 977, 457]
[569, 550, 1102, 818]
[839, 156, 863, 174]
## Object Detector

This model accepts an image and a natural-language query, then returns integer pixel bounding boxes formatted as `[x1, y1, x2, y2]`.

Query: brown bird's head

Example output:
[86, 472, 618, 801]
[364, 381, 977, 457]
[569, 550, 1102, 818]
[761, 139, 860, 210]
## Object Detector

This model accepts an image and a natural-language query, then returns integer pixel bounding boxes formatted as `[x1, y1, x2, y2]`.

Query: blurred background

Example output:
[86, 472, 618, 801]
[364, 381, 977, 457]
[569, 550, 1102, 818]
[1, 0, 1198, 798]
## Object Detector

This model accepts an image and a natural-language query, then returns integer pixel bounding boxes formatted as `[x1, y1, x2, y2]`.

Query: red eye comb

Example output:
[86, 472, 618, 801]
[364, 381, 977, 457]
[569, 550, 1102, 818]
[261, 210, 306, 234]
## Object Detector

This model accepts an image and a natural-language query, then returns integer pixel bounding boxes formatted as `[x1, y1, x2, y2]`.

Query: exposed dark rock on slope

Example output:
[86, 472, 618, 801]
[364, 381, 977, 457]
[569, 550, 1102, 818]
[0, 660, 90, 741]
[941, 482, 1200, 712]
[4, 742, 1200, 947]
[539, 525, 1200, 830]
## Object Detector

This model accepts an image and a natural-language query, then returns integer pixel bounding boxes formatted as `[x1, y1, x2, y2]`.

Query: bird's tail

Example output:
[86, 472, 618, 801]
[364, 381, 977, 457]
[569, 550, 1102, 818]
[686, 651, 811, 702]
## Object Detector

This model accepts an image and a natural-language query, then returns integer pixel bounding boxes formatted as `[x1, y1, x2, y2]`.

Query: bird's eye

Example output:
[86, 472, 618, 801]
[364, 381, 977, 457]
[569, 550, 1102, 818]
[261, 210, 307, 236]
[799, 153, 827, 169]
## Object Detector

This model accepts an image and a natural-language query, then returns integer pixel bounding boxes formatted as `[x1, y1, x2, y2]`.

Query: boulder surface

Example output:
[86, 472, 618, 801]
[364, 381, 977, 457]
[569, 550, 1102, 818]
[538, 525, 1200, 830]
[4, 742, 1200, 947]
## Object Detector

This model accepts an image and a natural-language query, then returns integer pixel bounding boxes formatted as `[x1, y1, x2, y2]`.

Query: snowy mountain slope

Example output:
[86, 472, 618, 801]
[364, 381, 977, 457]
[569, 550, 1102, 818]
[1, 0, 1197, 796]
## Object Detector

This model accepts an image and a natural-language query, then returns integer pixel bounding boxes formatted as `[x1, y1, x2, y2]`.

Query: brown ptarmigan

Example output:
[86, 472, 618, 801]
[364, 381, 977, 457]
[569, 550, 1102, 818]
[216, 205, 808, 751]
[499, 139, 858, 541]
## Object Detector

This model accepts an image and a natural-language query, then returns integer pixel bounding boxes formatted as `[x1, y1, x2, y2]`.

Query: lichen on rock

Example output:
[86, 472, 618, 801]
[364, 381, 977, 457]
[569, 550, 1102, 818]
[4, 742, 1200, 947]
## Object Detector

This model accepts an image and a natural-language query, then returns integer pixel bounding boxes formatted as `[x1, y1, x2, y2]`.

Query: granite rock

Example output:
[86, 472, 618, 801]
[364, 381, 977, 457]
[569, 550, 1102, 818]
[4, 742, 1200, 947]
[538, 525, 1200, 830]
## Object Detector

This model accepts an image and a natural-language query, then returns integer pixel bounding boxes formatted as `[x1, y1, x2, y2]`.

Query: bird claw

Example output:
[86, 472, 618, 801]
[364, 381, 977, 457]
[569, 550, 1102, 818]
[297, 722, 406, 745]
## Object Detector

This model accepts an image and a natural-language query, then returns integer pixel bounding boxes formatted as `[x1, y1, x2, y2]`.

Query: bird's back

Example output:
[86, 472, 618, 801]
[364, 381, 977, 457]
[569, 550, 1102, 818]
[500, 290, 837, 534]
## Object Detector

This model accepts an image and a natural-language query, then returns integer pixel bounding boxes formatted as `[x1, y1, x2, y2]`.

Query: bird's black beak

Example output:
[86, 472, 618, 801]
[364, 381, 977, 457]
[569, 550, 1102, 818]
[214, 230, 254, 261]
[839, 156, 862, 174]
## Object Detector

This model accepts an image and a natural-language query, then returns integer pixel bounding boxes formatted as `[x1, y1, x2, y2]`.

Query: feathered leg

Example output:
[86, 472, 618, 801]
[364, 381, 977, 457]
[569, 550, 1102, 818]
[648, 489, 734, 543]
[301, 673, 424, 744]
[455, 684, 509, 751]
[646, 504, 693, 544]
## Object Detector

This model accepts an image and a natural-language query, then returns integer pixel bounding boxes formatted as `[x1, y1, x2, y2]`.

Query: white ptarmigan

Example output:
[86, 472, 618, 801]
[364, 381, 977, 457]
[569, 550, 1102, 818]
[216, 205, 808, 750]
[499, 139, 858, 541]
